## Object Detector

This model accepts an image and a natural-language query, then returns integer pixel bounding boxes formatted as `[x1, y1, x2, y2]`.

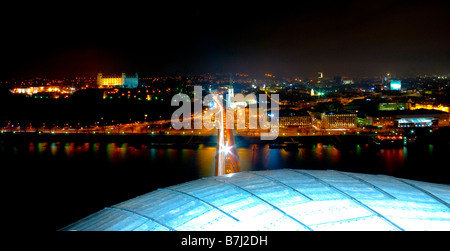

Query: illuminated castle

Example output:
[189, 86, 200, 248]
[97, 73, 139, 89]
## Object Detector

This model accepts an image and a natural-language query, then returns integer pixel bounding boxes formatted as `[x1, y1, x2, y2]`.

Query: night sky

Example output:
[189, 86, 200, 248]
[1, 0, 449, 79]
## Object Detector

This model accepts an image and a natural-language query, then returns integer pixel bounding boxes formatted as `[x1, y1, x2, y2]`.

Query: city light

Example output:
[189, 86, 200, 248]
[1, 0, 449, 236]
[222, 144, 232, 155]
[411, 104, 449, 113]
[390, 80, 402, 90]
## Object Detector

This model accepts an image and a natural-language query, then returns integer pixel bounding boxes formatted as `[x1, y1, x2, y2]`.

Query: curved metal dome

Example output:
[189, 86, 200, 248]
[61, 169, 450, 231]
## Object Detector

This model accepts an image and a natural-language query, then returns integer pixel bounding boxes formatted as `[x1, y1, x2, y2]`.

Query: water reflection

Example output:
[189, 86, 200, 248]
[106, 143, 128, 164]
[64, 143, 75, 158]
[196, 146, 216, 177]
[38, 142, 47, 154]
[379, 148, 405, 173]
[327, 144, 341, 165]
[50, 142, 58, 156]
[5, 141, 448, 184]
[92, 143, 100, 156]
[356, 144, 361, 157]
[29, 142, 35, 153]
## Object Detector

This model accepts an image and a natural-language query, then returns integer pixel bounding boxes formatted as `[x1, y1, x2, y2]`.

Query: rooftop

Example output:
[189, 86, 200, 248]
[61, 169, 450, 231]
[367, 109, 448, 117]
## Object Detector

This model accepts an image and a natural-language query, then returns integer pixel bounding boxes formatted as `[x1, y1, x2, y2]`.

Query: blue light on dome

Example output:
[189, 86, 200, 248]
[61, 169, 450, 231]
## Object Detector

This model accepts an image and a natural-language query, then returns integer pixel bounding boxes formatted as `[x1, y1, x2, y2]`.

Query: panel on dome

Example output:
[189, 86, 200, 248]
[60, 169, 450, 231]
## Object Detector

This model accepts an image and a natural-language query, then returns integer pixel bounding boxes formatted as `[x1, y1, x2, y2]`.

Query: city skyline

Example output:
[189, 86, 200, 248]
[1, 1, 449, 233]
[1, 0, 449, 79]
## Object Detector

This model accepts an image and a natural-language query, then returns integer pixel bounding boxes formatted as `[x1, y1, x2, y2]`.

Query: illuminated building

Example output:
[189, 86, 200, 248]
[10, 86, 71, 98]
[378, 103, 406, 111]
[394, 110, 446, 128]
[97, 73, 139, 89]
[321, 113, 357, 129]
[61, 169, 450, 231]
[317, 72, 323, 84]
[397, 118, 433, 127]
[226, 81, 246, 108]
[340, 76, 354, 85]
[366, 115, 395, 128]
[342, 79, 354, 85]
[12, 87, 40, 95]
[390, 79, 402, 91]
[410, 103, 449, 113]
[439, 114, 450, 127]
[12, 86, 61, 95]
[226, 81, 234, 106]
[367, 110, 447, 128]
[279, 116, 312, 128]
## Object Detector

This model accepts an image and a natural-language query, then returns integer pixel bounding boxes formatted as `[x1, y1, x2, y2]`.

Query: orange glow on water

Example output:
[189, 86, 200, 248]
[379, 148, 405, 174]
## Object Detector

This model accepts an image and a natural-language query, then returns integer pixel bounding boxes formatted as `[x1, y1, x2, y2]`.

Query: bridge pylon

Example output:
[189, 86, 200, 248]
[215, 82, 241, 176]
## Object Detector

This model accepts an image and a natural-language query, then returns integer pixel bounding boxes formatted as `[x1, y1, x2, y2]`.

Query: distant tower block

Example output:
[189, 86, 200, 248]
[317, 72, 323, 84]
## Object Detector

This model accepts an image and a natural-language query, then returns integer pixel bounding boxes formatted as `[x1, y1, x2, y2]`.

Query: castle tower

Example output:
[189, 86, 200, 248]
[97, 73, 103, 86]
[122, 73, 126, 86]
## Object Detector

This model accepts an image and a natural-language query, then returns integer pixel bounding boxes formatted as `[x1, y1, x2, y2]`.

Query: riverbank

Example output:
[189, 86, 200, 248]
[1, 126, 449, 147]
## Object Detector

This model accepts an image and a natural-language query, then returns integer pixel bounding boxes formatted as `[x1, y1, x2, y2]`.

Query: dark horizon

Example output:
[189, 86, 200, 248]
[1, 0, 449, 79]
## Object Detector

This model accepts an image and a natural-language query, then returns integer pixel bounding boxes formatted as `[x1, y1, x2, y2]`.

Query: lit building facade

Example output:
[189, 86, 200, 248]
[321, 113, 357, 129]
[97, 73, 139, 89]
[10, 86, 73, 98]
[394, 112, 442, 128]
[390, 79, 402, 90]
[12, 86, 60, 95]
[366, 110, 447, 128]
[410, 103, 449, 113]
[378, 103, 406, 111]
[366, 115, 395, 128]
[439, 114, 450, 127]
[280, 116, 312, 128]
[317, 72, 323, 84]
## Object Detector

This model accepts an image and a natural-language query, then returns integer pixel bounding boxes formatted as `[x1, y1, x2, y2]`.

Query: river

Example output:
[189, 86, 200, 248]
[0, 139, 448, 229]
